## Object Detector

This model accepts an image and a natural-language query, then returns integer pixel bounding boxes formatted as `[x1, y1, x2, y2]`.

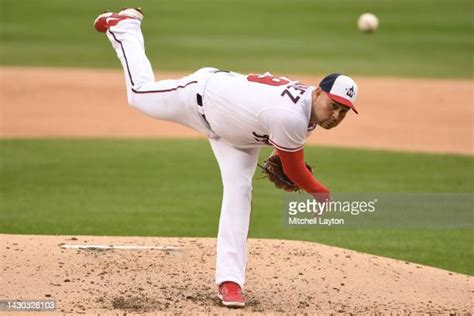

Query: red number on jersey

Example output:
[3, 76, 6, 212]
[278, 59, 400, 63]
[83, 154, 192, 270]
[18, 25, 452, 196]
[247, 74, 290, 86]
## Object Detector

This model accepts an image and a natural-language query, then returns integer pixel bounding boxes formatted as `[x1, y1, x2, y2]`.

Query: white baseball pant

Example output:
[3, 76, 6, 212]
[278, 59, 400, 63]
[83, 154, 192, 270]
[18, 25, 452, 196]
[106, 18, 259, 288]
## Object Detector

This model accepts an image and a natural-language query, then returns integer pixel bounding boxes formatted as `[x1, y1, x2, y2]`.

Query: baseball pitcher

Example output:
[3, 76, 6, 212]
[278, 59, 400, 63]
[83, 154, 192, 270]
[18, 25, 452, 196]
[94, 8, 359, 308]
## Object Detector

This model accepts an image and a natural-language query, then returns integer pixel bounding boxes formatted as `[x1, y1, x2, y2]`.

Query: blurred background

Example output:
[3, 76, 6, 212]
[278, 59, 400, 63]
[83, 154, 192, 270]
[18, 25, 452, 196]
[1, 0, 472, 76]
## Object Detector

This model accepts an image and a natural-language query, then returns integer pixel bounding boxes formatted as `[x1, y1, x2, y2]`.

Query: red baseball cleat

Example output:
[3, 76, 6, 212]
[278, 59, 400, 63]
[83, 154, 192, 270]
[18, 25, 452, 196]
[217, 281, 245, 308]
[94, 8, 144, 33]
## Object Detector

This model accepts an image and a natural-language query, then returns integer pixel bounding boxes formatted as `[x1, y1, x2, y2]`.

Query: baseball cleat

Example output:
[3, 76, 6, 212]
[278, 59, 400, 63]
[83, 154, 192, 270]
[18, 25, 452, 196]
[94, 8, 144, 33]
[119, 8, 144, 20]
[217, 281, 245, 308]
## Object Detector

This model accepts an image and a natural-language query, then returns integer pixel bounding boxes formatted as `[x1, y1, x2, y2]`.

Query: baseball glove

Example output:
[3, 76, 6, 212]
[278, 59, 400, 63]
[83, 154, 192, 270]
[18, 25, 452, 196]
[258, 155, 313, 192]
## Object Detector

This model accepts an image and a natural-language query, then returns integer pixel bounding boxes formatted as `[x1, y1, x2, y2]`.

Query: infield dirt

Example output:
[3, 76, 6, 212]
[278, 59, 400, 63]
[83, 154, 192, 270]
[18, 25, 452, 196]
[1, 234, 472, 314]
[1, 67, 473, 155]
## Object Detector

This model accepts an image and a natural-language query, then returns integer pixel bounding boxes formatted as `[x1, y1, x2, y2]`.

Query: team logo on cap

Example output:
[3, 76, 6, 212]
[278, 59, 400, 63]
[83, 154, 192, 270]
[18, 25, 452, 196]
[319, 73, 359, 114]
[346, 86, 355, 98]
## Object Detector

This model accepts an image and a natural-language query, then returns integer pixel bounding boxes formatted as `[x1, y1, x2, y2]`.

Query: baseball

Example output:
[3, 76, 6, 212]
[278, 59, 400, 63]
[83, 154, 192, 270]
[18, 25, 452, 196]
[357, 13, 379, 33]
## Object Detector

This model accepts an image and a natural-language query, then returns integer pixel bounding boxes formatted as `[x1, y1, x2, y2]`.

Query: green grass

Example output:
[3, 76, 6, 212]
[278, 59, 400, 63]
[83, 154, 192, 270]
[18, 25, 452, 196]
[0, 0, 472, 78]
[0, 139, 473, 275]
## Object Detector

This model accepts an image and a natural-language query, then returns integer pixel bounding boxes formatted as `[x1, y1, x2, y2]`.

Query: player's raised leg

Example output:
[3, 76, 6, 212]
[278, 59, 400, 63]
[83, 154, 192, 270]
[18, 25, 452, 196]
[95, 9, 156, 102]
[94, 8, 212, 133]
[209, 138, 260, 307]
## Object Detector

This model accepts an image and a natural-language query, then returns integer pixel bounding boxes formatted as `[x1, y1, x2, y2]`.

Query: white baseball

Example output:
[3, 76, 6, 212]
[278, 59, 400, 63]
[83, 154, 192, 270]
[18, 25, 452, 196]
[357, 13, 379, 33]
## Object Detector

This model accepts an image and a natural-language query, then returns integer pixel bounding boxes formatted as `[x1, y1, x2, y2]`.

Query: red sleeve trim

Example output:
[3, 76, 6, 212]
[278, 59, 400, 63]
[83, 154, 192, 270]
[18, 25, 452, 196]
[269, 139, 304, 152]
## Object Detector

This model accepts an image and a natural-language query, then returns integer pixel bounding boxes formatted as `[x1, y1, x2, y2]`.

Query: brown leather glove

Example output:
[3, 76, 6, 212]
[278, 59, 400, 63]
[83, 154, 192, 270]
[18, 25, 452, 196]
[258, 155, 313, 192]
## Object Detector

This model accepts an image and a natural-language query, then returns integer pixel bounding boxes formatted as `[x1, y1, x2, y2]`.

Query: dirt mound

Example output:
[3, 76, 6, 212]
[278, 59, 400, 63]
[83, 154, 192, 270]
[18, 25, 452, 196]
[1, 234, 472, 314]
[1, 67, 473, 155]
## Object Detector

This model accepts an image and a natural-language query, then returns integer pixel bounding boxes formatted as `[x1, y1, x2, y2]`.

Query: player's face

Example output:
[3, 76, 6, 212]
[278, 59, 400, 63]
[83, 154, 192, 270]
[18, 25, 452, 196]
[313, 90, 350, 129]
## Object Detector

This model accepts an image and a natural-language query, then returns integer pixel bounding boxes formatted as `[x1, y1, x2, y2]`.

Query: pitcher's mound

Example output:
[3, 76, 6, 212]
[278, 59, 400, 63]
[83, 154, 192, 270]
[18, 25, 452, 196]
[1, 234, 472, 314]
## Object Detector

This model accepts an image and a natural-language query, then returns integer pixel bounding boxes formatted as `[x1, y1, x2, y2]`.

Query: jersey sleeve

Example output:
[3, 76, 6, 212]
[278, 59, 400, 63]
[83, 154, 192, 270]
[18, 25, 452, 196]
[276, 148, 331, 202]
[260, 110, 307, 152]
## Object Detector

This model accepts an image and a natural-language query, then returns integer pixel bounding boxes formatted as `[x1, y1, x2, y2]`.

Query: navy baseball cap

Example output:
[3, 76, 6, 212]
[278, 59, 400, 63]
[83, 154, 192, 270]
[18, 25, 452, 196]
[319, 73, 359, 114]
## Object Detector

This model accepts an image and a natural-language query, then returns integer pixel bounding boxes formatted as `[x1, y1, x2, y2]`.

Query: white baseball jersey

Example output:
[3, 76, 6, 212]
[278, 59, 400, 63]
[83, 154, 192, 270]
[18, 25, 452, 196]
[105, 15, 319, 289]
[202, 72, 316, 152]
